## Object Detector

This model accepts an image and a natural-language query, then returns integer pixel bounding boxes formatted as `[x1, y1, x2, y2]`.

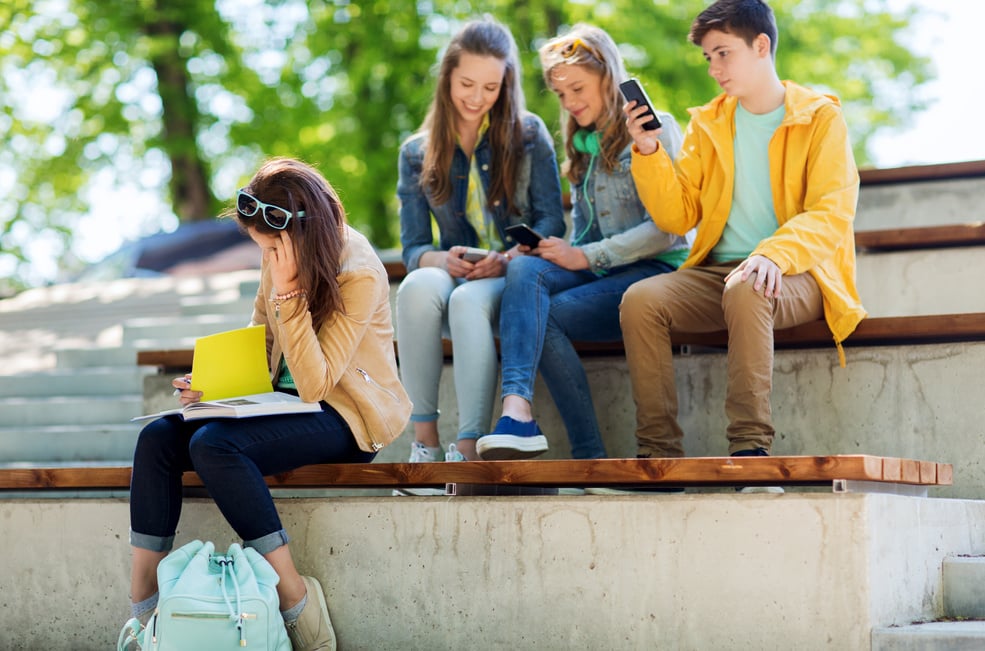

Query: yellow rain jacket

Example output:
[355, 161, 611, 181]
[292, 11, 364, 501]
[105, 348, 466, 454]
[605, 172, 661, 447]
[631, 81, 866, 361]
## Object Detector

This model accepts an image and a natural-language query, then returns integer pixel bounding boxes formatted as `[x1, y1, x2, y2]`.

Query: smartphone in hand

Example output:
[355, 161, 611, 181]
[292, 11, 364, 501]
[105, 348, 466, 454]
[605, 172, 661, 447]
[619, 78, 662, 131]
[505, 223, 545, 248]
[460, 247, 490, 262]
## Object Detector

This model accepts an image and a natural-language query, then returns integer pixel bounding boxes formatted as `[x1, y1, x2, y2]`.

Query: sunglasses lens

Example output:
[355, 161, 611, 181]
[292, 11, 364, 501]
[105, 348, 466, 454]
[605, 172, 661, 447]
[263, 206, 290, 229]
[237, 192, 259, 217]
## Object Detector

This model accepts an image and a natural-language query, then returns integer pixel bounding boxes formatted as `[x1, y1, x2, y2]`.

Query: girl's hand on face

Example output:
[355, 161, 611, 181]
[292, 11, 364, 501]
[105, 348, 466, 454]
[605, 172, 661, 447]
[623, 101, 663, 156]
[264, 230, 300, 294]
[534, 237, 589, 271]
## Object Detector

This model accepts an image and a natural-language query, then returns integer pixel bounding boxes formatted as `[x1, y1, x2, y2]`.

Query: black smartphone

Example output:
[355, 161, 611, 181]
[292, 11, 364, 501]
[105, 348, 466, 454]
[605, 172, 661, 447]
[619, 78, 662, 131]
[505, 223, 545, 248]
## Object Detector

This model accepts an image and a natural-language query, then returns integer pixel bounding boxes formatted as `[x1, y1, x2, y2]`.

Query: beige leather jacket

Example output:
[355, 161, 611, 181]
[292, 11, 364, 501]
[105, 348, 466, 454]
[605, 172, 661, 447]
[251, 225, 411, 452]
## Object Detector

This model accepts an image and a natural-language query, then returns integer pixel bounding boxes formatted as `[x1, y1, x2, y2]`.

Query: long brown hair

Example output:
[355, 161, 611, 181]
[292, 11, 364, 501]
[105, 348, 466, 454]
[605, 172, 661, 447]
[230, 157, 346, 330]
[539, 24, 632, 185]
[419, 17, 525, 214]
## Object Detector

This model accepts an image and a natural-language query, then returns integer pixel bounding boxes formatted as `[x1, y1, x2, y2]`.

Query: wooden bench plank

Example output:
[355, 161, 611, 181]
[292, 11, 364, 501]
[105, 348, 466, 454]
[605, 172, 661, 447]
[0, 456, 952, 491]
[136, 348, 194, 369]
[857, 159, 985, 186]
[938, 463, 954, 485]
[136, 313, 985, 370]
[855, 223, 985, 252]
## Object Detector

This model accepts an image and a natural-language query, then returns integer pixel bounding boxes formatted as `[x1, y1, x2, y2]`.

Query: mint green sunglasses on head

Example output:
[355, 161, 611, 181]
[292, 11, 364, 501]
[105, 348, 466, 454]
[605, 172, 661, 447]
[236, 189, 305, 230]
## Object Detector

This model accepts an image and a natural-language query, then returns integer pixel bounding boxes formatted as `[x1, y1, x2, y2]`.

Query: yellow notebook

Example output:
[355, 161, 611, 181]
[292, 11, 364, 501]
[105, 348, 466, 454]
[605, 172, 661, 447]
[190, 324, 273, 401]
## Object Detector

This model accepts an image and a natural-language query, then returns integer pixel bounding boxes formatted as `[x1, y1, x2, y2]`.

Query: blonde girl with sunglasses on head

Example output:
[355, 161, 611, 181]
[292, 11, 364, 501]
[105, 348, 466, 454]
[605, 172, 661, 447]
[394, 16, 565, 477]
[123, 158, 411, 650]
[476, 24, 691, 461]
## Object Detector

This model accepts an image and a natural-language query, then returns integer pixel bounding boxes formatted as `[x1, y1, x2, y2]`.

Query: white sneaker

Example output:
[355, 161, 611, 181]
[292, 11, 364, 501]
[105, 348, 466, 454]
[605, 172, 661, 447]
[445, 443, 466, 462]
[408, 441, 442, 463]
[736, 486, 785, 494]
[394, 442, 446, 495]
[586, 486, 686, 495]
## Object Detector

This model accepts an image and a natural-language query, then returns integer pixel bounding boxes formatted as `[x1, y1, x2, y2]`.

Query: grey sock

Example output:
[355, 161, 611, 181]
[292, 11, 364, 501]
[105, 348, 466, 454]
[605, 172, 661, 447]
[281, 593, 307, 624]
[132, 592, 158, 625]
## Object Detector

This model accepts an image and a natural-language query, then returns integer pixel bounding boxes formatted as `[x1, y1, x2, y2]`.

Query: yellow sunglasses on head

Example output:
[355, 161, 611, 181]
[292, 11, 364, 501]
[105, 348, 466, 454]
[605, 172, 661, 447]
[553, 37, 602, 62]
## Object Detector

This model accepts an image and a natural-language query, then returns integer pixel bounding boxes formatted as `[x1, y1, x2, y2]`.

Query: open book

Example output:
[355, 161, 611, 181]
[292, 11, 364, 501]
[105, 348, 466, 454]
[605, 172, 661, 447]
[132, 391, 322, 422]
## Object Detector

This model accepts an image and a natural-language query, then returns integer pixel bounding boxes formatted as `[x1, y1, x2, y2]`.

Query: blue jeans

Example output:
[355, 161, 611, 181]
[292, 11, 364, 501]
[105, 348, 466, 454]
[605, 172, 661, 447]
[499, 255, 674, 459]
[129, 403, 374, 555]
[396, 267, 504, 440]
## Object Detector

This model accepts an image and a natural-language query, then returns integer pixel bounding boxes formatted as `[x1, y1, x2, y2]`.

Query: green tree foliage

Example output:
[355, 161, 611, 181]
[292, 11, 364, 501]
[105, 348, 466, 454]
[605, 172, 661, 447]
[0, 0, 930, 293]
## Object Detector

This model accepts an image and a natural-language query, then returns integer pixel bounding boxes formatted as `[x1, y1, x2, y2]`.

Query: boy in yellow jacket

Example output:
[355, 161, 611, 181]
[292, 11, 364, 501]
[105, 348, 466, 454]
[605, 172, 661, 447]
[620, 0, 865, 465]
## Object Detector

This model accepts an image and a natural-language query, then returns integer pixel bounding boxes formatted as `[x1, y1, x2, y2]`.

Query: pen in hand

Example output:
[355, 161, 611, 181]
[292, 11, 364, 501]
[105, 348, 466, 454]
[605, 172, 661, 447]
[172, 376, 192, 397]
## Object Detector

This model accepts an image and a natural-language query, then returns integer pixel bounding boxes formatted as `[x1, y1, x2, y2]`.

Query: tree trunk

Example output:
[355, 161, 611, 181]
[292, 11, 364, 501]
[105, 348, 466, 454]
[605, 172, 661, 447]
[143, 15, 213, 221]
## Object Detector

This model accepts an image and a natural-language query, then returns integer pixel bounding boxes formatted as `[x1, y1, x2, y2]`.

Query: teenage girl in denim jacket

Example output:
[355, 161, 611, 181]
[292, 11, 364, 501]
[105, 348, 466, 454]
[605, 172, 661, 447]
[476, 24, 691, 461]
[395, 17, 565, 470]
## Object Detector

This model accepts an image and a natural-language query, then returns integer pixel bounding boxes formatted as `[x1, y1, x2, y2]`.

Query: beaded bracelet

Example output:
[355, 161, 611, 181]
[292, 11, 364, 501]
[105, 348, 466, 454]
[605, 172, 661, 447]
[273, 288, 307, 302]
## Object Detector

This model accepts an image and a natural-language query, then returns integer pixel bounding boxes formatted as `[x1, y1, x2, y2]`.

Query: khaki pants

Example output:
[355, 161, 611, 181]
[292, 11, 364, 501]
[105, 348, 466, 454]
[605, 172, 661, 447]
[619, 263, 823, 457]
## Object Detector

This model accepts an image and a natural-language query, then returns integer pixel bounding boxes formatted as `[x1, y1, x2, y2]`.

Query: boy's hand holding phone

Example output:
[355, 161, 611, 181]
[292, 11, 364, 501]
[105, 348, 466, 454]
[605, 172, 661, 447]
[620, 78, 664, 156]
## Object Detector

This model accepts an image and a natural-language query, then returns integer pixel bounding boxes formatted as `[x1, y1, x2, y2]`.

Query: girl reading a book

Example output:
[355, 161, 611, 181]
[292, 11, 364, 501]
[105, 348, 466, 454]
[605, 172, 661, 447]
[395, 16, 565, 470]
[123, 158, 411, 651]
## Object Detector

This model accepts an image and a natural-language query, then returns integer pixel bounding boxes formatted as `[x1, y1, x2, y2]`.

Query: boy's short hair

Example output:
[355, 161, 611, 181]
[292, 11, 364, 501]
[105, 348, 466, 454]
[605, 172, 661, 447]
[688, 0, 779, 58]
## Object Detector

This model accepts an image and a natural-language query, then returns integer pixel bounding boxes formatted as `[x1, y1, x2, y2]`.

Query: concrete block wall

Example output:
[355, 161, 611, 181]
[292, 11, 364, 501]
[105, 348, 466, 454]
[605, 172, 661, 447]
[2, 493, 984, 650]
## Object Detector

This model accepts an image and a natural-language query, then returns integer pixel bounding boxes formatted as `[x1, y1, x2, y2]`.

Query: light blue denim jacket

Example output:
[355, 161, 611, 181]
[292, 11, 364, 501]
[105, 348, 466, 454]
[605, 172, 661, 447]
[397, 112, 566, 271]
[574, 111, 693, 273]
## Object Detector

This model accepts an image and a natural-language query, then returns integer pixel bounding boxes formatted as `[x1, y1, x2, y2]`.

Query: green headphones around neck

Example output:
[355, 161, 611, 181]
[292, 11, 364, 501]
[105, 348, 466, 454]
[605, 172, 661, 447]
[572, 129, 600, 155]
[570, 129, 600, 245]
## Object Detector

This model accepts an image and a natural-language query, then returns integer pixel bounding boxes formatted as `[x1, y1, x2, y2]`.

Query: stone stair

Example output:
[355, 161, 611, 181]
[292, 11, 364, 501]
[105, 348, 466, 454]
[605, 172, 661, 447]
[872, 555, 985, 650]
[0, 270, 260, 463]
[1, 164, 985, 650]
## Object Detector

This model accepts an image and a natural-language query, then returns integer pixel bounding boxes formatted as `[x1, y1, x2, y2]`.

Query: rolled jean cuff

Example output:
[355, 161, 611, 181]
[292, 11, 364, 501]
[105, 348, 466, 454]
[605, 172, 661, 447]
[409, 412, 440, 423]
[129, 529, 175, 553]
[244, 529, 290, 555]
[456, 431, 480, 441]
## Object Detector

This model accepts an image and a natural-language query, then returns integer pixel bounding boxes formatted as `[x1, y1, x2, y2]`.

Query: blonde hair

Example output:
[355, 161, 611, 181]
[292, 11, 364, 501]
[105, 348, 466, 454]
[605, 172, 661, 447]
[539, 24, 631, 184]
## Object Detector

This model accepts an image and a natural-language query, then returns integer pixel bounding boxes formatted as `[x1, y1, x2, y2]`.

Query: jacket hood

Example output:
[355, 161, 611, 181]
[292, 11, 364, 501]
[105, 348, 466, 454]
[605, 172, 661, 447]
[688, 81, 841, 132]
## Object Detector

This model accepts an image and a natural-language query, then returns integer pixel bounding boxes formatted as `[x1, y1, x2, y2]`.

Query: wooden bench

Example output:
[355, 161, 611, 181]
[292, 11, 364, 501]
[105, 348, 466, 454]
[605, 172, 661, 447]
[0, 455, 953, 494]
[137, 312, 985, 370]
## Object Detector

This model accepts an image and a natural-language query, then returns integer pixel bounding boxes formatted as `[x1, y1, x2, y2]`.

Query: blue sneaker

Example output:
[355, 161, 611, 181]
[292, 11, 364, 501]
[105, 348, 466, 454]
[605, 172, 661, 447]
[476, 416, 549, 460]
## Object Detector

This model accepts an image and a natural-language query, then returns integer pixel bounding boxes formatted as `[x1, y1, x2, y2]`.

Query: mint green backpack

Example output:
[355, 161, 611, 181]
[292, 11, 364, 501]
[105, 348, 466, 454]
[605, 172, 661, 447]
[118, 539, 292, 650]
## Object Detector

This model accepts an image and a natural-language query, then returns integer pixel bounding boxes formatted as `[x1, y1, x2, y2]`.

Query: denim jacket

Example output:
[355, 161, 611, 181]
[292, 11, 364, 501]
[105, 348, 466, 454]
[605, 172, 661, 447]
[575, 111, 693, 273]
[397, 112, 566, 271]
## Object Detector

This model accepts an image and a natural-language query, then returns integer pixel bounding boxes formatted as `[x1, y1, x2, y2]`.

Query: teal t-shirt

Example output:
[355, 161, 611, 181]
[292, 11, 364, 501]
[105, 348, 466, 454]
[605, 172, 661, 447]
[711, 101, 785, 263]
[275, 357, 295, 390]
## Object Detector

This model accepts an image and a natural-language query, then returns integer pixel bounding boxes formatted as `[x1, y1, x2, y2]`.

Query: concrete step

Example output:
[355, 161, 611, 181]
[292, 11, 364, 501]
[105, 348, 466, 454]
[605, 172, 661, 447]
[239, 278, 260, 298]
[871, 621, 985, 651]
[857, 246, 985, 317]
[347, 340, 985, 500]
[54, 346, 137, 369]
[179, 294, 255, 317]
[122, 314, 247, 345]
[0, 366, 154, 398]
[0, 423, 141, 463]
[857, 176, 984, 231]
[0, 395, 143, 427]
[943, 556, 985, 619]
[5, 493, 985, 649]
